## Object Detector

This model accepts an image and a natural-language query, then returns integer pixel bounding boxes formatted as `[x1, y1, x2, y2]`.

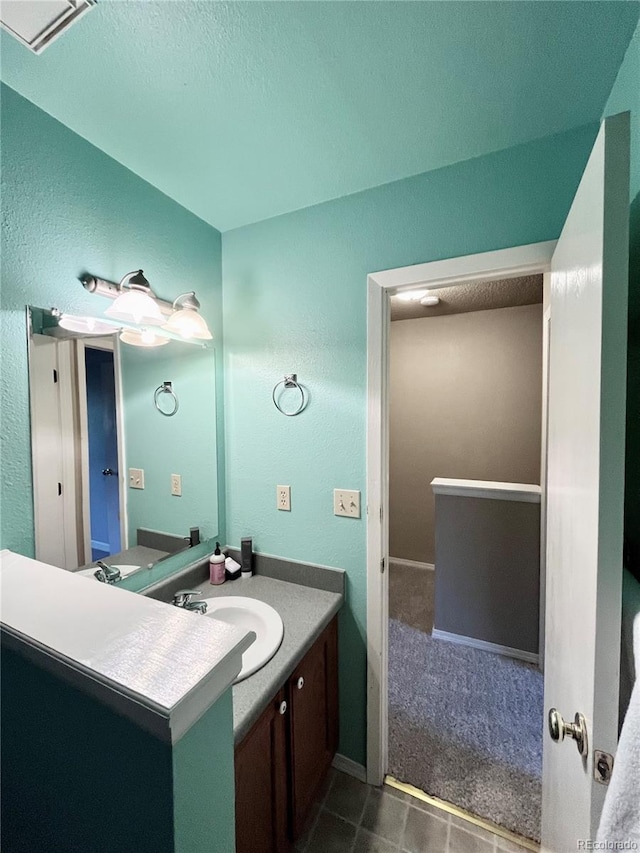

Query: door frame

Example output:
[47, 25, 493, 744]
[76, 336, 128, 560]
[365, 240, 556, 785]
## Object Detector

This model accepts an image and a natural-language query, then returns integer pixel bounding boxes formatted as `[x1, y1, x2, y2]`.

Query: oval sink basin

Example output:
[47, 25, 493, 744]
[76, 564, 141, 580]
[204, 596, 284, 683]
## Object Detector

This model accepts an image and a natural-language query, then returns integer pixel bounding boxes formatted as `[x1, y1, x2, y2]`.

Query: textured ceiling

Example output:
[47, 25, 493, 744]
[390, 276, 543, 321]
[1, 2, 638, 231]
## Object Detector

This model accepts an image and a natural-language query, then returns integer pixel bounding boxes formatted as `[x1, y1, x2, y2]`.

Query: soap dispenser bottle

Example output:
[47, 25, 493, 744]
[209, 543, 225, 585]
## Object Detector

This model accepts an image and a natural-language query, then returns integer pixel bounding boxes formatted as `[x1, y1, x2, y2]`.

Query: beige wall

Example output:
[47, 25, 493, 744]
[389, 303, 543, 564]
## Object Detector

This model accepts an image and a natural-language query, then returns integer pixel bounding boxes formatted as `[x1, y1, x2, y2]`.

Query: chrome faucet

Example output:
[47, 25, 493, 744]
[172, 589, 208, 615]
[94, 562, 121, 584]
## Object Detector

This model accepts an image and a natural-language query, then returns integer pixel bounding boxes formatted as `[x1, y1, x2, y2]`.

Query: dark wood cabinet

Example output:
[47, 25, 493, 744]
[289, 618, 338, 838]
[234, 618, 338, 853]
[234, 688, 289, 853]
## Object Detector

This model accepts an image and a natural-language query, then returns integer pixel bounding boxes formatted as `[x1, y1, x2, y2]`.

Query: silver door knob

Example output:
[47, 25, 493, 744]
[297, 677, 304, 690]
[548, 708, 588, 757]
[278, 700, 287, 715]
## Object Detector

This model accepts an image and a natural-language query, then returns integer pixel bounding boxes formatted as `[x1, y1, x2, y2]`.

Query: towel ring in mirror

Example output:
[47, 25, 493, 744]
[272, 374, 308, 417]
[154, 381, 179, 417]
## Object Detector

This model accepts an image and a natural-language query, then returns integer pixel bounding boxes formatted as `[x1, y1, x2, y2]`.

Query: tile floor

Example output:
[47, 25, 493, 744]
[296, 769, 534, 853]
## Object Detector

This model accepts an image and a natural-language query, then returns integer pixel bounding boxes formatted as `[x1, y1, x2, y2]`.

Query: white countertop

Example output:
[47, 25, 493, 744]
[431, 477, 541, 503]
[0, 550, 255, 743]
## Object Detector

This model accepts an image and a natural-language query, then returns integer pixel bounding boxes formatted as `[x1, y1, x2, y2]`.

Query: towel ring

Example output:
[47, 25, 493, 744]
[154, 381, 179, 417]
[272, 374, 308, 417]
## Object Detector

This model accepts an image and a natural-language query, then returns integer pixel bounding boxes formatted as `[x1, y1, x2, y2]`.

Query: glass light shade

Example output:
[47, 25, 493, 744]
[119, 328, 169, 348]
[105, 290, 164, 326]
[58, 315, 115, 335]
[163, 307, 212, 340]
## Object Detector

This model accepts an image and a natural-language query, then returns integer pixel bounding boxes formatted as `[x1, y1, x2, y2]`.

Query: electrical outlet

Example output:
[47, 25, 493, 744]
[277, 485, 291, 511]
[334, 489, 361, 518]
[129, 468, 144, 490]
[171, 474, 182, 497]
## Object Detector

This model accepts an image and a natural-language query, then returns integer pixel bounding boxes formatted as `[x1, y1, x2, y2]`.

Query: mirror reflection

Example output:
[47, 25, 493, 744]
[28, 307, 218, 583]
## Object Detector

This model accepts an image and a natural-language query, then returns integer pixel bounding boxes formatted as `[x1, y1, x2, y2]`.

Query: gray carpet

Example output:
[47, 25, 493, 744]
[388, 618, 543, 841]
[389, 563, 435, 634]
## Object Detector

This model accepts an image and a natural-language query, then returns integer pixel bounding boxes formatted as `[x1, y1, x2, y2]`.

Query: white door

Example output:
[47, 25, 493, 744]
[542, 112, 630, 850]
[29, 335, 83, 569]
[29, 334, 67, 567]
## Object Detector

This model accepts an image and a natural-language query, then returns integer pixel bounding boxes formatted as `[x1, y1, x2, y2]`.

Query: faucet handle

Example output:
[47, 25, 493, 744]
[173, 589, 201, 607]
[94, 562, 121, 584]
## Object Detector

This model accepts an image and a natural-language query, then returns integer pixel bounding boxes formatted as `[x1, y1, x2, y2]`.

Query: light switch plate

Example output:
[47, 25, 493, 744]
[171, 474, 182, 497]
[277, 485, 291, 511]
[129, 468, 144, 489]
[334, 489, 360, 518]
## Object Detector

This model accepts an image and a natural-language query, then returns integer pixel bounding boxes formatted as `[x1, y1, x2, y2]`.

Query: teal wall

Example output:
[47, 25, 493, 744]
[1, 644, 174, 853]
[222, 122, 599, 764]
[1, 645, 236, 853]
[121, 343, 217, 542]
[602, 22, 640, 574]
[173, 689, 236, 853]
[0, 84, 226, 557]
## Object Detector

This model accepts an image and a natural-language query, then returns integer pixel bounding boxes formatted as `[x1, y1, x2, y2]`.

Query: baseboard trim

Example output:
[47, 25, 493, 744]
[331, 753, 367, 783]
[389, 557, 434, 572]
[432, 628, 539, 665]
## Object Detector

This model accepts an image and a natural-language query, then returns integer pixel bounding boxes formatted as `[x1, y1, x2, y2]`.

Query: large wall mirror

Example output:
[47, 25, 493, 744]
[27, 307, 218, 585]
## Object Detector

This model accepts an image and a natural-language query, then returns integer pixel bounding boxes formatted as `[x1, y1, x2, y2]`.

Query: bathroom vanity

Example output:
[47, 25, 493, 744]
[144, 554, 344, 853]
[1, 545, 343, 853]
[235, 617, 338, 853]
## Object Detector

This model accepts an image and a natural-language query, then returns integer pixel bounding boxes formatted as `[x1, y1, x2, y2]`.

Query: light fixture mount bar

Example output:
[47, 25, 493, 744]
[81, 274, 175, 316]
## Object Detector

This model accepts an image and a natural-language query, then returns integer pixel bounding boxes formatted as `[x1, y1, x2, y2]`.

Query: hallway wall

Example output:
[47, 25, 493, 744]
[389, 304, 543, 565]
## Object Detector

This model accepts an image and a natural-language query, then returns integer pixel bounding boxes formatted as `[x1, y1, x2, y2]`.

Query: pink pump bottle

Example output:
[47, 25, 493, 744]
[209, 542, 225, 585]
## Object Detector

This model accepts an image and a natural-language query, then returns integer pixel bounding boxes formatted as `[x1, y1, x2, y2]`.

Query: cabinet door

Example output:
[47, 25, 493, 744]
[235, 689, 290, 853]
[289, 618, 339, 838]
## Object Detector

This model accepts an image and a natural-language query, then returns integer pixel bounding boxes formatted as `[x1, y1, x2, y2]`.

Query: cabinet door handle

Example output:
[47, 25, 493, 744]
[278, 700, 287, 715]
[297, 677, 304, 690]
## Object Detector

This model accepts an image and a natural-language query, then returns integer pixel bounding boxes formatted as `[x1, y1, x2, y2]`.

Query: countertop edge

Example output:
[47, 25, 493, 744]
[1, 622, 254, 745]
[1, 624, 172, 740]
[0, 550, 253, 744]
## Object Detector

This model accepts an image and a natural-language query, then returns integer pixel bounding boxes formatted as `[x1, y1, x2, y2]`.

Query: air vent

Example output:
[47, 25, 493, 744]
[1, 0, 94, 54]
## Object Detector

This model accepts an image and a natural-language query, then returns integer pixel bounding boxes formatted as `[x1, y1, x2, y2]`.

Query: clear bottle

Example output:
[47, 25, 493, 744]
[209, 542, 226, 585]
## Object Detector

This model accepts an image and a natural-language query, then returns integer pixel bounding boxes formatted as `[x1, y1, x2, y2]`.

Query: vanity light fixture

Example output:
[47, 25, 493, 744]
[82, 269, 212, 343]
[162, 292, 213, 341]
[57, 314, 116, 335]
[396, 288, 428, 302]
[119, 328, 170, 348]
[104, 270, 165, 326]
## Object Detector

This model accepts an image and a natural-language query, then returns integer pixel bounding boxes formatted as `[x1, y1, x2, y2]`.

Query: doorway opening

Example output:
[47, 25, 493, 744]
[84, 346, 121, 561]
[387, 274, 546, 842]
[365, 241, 557, 842]
[29, 327, 127, 570]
